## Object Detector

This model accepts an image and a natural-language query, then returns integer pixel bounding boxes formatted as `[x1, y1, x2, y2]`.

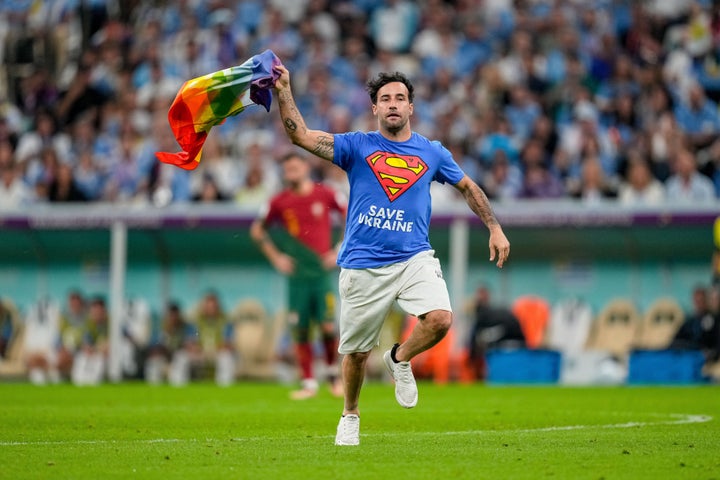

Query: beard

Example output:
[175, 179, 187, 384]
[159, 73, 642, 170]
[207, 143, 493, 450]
[382, 115, 408, 134]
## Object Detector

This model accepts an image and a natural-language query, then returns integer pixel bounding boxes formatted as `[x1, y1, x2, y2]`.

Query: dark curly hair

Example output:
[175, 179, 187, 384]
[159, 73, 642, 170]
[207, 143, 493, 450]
[366, 72, 414, 105]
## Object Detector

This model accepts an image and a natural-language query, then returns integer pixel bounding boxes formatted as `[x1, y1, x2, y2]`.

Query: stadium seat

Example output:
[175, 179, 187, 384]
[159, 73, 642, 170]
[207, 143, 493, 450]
[231, 299, 283, 380]
[585, 298, 641, 358]
[511, 295, 551, 349]
[573, 298, 642, 385]
[543, 298, 626, 385]
[545, 298, 593, 354]
[628, 350, 706, 384]
[485, 349, 561, 384]
[633, 297, 684, 350]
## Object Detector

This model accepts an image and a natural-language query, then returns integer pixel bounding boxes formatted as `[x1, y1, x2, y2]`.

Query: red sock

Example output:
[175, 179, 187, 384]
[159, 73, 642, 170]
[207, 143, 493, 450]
[322, 335, 338, 367]
[295, 343, 314, 380]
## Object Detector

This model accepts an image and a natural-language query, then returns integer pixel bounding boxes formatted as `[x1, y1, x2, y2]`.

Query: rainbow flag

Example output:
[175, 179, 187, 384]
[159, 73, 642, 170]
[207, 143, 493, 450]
[156, 50, 281, 170]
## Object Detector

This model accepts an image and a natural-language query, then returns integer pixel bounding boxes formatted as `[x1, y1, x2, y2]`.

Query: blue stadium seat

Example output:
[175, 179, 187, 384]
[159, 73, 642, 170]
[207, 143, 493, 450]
[485, 349, 561, 384]
[628, 350, 707, 384]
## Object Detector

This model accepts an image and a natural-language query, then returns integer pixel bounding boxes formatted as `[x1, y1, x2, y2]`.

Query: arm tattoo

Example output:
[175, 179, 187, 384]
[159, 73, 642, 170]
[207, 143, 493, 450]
[276, 85, 333, 161]
[312, 135, 334, 160]
[462, 181, 499, 227]
[277, 89, 307, 136]
[284, 118, 297, 132]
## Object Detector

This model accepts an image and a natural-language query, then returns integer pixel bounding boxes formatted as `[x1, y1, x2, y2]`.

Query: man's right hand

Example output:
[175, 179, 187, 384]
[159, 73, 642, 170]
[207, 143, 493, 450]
[273, 65, 290, 91]
[271, 252, 295, 275]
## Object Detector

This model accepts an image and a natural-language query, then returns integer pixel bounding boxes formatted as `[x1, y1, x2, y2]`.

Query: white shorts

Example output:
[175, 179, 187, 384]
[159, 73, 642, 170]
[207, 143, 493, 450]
[337, 250, 452, 354]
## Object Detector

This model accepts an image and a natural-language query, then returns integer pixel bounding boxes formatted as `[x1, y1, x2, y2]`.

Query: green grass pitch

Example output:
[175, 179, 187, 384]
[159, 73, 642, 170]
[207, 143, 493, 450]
[1, 382, 718, 479]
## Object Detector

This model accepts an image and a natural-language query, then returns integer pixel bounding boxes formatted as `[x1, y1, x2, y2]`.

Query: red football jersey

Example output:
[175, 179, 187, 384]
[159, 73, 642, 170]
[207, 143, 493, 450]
[263, 183, 345, 256]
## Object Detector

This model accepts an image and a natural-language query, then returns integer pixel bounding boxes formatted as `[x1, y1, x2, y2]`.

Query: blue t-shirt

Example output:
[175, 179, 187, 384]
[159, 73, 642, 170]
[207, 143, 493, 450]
[333, 131, 465, 268]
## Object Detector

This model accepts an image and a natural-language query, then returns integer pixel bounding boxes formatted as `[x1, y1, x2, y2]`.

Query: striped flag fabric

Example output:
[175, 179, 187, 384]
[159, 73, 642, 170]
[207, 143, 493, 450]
[156, 49, 281, 170]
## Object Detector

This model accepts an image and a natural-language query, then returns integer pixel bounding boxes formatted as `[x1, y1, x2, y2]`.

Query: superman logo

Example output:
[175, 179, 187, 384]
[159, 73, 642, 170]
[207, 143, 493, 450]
[365, 151, 428, 201]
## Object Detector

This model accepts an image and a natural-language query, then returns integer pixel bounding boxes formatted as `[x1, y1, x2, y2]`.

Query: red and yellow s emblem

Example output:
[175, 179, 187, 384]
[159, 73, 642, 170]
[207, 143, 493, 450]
[366, 151, 428, 201]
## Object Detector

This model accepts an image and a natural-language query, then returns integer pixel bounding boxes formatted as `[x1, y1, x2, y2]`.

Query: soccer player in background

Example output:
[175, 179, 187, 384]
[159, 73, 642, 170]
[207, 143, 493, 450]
[251, 152, 346, 400]
[272, 64, 510, 445]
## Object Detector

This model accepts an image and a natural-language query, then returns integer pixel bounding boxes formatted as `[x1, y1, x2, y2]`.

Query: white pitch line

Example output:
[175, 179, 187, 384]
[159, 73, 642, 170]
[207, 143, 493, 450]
[0, 413, 712, 446]
[425, 413, 714, 437]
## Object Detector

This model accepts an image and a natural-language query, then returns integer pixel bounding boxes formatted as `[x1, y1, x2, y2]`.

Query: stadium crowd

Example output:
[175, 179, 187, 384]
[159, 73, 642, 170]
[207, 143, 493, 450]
[0, 0, 720, 209]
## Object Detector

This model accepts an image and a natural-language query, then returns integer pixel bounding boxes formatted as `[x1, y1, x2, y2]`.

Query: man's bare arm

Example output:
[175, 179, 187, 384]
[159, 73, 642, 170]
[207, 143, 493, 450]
[250, 218, 295, 274]
[455, 175, 500, 227]
[454, 175, 510, 268]
[274, 65, 334, 162]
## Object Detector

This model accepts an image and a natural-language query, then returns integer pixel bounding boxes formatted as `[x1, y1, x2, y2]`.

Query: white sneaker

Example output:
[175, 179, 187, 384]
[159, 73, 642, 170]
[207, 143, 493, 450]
[335, 414, 360, 446]
[383, 349, 418, 408]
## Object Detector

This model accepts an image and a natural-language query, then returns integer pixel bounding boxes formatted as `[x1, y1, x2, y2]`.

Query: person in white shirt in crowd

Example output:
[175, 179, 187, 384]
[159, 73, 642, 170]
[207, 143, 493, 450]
[665, 147, 716, 203]
[618, 152, 666, 206]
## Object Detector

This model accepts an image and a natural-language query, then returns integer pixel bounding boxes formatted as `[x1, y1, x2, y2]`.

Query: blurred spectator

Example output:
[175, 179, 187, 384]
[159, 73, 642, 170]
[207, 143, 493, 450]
[559, 100, 618, 178]
[672, 286, 719, 363]
[496, 29, 533, 88]
[178, 291, 236, 386]
[189, 135, 240, 199]
[48, 163, 88, 202]
[673, 82, 720, 150]
[235, 163, 273, 208]
[700, 139, 720, 197]
[646, 111, 684, 182]
[103, 130, 144, 202]
[595, 54, 640, 115]
[55, 60, 109, 128]
[56, 290, 88, 381]
[568, 156, 618, 204]
[193, 174, 229, 203]
[24, 299, 62, 385]
[369, 0, 419, 54]
[27, 146, 61, 202]
[481, 150, 522, 201]
[135, 59, 183, 111]
[14, 108, 71, 166]
[454, 14, 492, 76]
[467, 285, 525, 381]
[0, 300, 14, 359]
[618, 153, 666, 205]
[73, 150, 105, 200]
[0, 160, 31, 208]
[519, 139, 564, 199]
[665, 147, 716, 202]
[71, 295, 108, 386]
[16, 67, 59, 117]
[252, 7, 298, 64]
[713, 216, 720, 287]
[145, 301, 194, 385]
[412, 2, 456, 70]
[476, 113, 519, 166]
[234, 138, 279, 208]
[0, 0, 717, 208]
[504, 84, 542, 145]
[176, 37, 220, 81]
